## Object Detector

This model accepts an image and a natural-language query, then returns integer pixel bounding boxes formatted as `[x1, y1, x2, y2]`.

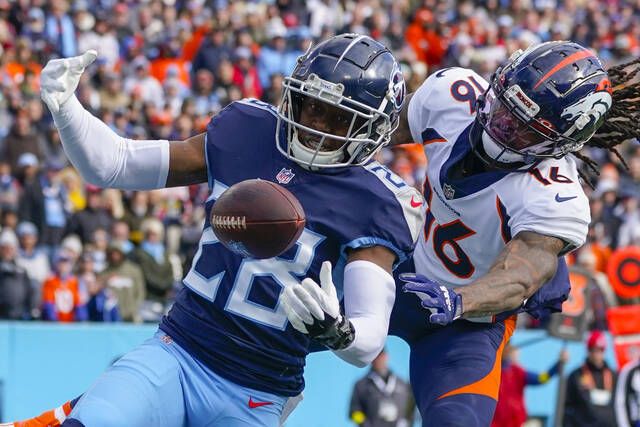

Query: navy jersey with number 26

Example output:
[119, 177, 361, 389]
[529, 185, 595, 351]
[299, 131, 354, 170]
[160, 99, 423, 396]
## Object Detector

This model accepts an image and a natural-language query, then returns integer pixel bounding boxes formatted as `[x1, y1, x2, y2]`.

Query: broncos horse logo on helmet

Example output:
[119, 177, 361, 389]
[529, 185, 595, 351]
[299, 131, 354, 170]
[474, 40, 613, 168]
[276, 34, 406, 169]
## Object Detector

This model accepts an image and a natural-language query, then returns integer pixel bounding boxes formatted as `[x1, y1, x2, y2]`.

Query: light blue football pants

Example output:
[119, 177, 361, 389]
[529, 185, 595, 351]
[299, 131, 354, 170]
[66, 330, 288, 427]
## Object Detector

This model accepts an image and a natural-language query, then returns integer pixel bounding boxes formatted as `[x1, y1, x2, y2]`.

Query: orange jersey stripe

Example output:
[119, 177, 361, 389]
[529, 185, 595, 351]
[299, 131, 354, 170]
[423, 138, 447, 146]
[13, 400, 73, 427]
[61, 401, 72, 417]
[14, 410, 59, 427]
[437, 316, 517, 401]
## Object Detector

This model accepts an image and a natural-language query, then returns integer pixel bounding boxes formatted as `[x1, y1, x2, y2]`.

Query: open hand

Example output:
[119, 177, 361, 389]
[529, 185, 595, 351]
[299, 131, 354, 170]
[40, 50, 98, 113]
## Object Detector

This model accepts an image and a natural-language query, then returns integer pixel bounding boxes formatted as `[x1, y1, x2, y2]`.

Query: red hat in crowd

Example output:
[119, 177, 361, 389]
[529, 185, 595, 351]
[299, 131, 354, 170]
[85, 184, 102, 194]
[587, 330, 607, 351]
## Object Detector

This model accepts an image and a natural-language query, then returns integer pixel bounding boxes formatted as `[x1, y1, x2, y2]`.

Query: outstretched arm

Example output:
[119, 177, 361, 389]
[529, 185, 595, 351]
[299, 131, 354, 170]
[401, 231, 565, 325]
[166, 134, 207, 187]
[41, 50, 208, 190]
[456, 231, 565, 318]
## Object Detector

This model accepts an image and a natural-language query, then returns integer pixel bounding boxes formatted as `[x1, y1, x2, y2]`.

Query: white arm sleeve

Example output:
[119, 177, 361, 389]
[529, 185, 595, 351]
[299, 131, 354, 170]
[52, 95, 170, 190]
[332, 260, 395, 367]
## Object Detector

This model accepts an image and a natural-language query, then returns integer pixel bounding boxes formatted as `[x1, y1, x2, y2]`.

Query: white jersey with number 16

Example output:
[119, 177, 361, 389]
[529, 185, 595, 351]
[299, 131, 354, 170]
[407, 67, 590, 288]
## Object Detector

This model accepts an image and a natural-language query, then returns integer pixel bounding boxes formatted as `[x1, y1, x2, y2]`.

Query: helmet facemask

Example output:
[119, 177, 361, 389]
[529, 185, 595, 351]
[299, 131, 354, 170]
[276, 73, 397, 169]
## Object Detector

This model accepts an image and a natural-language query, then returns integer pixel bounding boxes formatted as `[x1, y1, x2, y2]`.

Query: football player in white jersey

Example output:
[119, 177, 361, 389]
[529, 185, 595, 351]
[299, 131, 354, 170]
[387, 40, 640, 426]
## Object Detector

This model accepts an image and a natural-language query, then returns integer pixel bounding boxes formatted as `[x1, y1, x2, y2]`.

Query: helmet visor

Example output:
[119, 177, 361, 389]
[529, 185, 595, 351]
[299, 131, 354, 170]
[484, 93, 552, 153]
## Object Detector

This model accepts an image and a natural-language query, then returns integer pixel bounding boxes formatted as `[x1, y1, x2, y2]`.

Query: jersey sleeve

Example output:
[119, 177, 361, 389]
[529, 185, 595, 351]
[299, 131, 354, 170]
[506, 158, 590, 252]
[408, 67, 488, 144]
[348, 163, 425, 265]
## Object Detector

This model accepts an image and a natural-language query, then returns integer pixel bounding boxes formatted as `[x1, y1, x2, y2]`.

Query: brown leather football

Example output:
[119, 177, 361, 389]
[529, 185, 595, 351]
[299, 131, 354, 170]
[210, 179, 306, 259]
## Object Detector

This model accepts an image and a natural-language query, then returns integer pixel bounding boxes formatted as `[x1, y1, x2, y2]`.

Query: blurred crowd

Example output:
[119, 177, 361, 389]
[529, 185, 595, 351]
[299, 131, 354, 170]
[0, 0, 638, 324]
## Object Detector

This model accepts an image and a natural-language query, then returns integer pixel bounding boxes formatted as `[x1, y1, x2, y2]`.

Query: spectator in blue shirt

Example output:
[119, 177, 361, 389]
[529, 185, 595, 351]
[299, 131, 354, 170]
[191, 28, 232, 77]
[44, 0, 77, 58]
[257, 23, 298, 89]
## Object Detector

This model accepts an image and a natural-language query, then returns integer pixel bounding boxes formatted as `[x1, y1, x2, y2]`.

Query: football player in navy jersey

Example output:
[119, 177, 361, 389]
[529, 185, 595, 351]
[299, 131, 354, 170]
[387, 41, 640, 426]
[24, 34, 423, 427]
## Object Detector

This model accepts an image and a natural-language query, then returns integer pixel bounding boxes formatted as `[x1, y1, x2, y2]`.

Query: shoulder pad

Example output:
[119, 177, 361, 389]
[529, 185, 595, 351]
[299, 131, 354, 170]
[408, 68, 488, 144]
[364, 162, 425, 245]
[507, 157, 590, 250]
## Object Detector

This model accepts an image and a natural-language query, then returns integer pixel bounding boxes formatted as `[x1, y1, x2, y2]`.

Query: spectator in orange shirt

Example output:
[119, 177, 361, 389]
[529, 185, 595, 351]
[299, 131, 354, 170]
[4, 37, 41, 89]
[584, 225, 613, 274]
[41, 250, 87, 322]
[405, 9, 448, 67]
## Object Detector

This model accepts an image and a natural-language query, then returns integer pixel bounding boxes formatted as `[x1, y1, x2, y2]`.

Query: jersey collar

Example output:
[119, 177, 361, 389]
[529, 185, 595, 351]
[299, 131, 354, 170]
[438, 122, 510, 199]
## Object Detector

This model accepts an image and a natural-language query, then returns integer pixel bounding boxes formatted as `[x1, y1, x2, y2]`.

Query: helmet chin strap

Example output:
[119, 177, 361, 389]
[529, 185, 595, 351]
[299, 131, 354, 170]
[481, 130, 526, 164]
[290, 131, 344, 169]
[289, 128, 371, 169]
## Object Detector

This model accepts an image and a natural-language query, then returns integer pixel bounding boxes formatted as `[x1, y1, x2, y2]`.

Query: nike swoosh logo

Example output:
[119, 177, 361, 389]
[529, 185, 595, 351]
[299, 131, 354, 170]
[248, 397, 274, 409]
[410, 195, 422, 208]
[555, 193, 577, 203]
[435, 68, 452, 78]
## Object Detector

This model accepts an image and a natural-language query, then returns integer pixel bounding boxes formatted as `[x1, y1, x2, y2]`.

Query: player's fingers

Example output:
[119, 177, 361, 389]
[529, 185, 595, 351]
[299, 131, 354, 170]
[295, 281, 325, 321]
[288, 309, 309, 334]
[424, 306, 438, 316]
[300, 277, 321, 298]
[40, 76, 66, 92]
[67, 50, 98, 71]
[300, 278, 329, 312]
[398, 272, 416, 282]
[418, 295, 442, 309]
[281, 288, 309, 333]
[80, 50, 98, 67]
[284, 286, 315, 324]
[403, 284, 444, 310]
[398, 272, 431, 284]
[319, 261, 335, 295]
[42, 60, 68, 79]
[429, 313, 448, 325]
[304, 277, 341, 319]
[295, 282, 325, 321]
[402, 282, 437, 296]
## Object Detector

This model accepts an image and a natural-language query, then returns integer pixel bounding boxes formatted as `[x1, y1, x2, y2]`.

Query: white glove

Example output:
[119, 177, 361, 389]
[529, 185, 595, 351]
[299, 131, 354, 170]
[282, 261, 340, 334]
[40, 50, 98, 114]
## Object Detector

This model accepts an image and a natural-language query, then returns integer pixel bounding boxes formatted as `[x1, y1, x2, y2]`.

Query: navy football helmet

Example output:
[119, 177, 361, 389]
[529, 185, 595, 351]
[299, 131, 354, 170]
[276, 34, 405, 169]
[475, 41, 613, 166]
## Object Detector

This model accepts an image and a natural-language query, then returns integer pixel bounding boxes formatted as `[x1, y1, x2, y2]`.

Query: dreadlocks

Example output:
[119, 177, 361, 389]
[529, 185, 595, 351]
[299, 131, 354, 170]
[575, 58, 640, 187]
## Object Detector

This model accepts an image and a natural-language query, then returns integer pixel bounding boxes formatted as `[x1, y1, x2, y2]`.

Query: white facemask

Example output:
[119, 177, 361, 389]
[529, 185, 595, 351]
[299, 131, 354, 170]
[289, 132, 345, 168]
[289, 127, 371, 169]
[481, 130, 526, 164]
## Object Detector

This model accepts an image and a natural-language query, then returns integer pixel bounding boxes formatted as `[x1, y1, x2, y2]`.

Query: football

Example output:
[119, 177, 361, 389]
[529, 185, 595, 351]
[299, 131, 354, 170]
[211, 179, 306, 259]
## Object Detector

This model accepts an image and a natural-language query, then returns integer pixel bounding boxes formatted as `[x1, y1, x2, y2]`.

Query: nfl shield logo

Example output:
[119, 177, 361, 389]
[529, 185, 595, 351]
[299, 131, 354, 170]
[443, 183, 455, 200]
[276, 168, 295, 184]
